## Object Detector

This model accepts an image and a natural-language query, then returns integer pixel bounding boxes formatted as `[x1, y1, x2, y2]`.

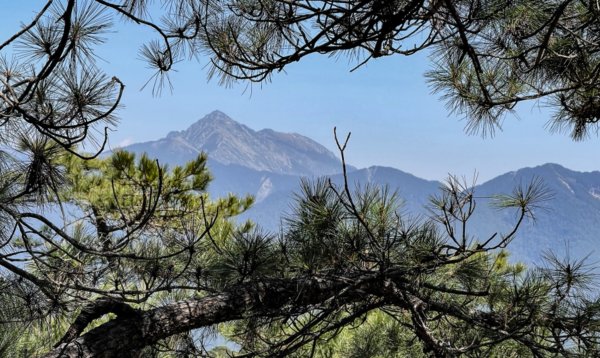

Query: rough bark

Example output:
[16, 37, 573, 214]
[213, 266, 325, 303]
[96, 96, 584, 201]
[42, 271, 546, 357]
[43, 275, 384, 357]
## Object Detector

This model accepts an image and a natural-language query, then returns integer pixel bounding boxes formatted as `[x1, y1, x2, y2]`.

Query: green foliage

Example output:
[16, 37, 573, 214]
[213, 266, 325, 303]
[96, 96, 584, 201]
[195, 1, 600, 138]
[210, 177, 600, 357]
[0, 278, 26, 357]
[2, 150, 253, 354]
[206, 229, 281, 286]
[285, 178, 347, 272]
[1, 2, 600, 355]
[318, 310, 424, 358]
[2, 149, 599, 356]
[5, 0, 598, 140]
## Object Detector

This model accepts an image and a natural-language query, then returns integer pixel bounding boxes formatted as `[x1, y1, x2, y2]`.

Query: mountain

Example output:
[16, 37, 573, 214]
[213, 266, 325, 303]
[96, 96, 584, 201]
[123, 110, 343, 176]
[120, 111, 600, 265]
[331, 166, 440, 215]
[468, 164, 600, 263]
[236, 165, 442, 231]
[324, 164, 600, 264]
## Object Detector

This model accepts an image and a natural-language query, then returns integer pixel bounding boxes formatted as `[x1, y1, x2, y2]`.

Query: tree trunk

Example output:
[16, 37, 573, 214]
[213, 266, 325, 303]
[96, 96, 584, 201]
[44, 276, 380, 357]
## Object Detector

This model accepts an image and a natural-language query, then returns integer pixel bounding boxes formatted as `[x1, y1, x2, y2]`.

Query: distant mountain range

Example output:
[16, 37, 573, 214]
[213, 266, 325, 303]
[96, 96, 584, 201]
[121, 111, 600, 264]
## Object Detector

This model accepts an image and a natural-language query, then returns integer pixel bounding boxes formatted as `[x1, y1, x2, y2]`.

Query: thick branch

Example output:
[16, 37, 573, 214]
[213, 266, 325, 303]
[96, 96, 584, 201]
[42, 268, 568, 357]
[44, 274, 395, 357]
[55, 297, 141, 347]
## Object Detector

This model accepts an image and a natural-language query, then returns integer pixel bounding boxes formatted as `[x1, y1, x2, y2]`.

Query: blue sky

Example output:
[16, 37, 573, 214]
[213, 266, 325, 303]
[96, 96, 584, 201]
[2, 1, 599, 182]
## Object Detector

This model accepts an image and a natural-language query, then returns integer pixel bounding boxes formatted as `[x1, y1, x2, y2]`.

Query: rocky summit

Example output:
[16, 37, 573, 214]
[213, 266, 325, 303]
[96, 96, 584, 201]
[123, 110, 343, 176]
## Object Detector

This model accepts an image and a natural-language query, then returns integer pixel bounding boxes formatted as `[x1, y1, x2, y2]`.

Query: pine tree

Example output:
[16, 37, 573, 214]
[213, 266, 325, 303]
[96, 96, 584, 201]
[0, 2, 599, 356]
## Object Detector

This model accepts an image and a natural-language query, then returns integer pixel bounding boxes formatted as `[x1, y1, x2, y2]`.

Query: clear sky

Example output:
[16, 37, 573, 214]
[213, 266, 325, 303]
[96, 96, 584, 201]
[2, 1, 599, 182]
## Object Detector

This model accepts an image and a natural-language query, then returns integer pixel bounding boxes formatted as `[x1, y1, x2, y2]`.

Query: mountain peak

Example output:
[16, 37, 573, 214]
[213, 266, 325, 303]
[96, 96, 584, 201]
[533, 163, 568, 172]
[511, 163, 574, 178]
[207, 109, 228, 117]
[125, 110, 343, 176]
[187, 110, 249, 132]
[197, 110, 237, 125]
[166, 110, 252, 140]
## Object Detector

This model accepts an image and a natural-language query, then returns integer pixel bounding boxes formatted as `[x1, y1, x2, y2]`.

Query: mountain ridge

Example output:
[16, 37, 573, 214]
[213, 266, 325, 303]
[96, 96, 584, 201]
[120, 111, 599, 264]
[124, 110, 344, 176]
